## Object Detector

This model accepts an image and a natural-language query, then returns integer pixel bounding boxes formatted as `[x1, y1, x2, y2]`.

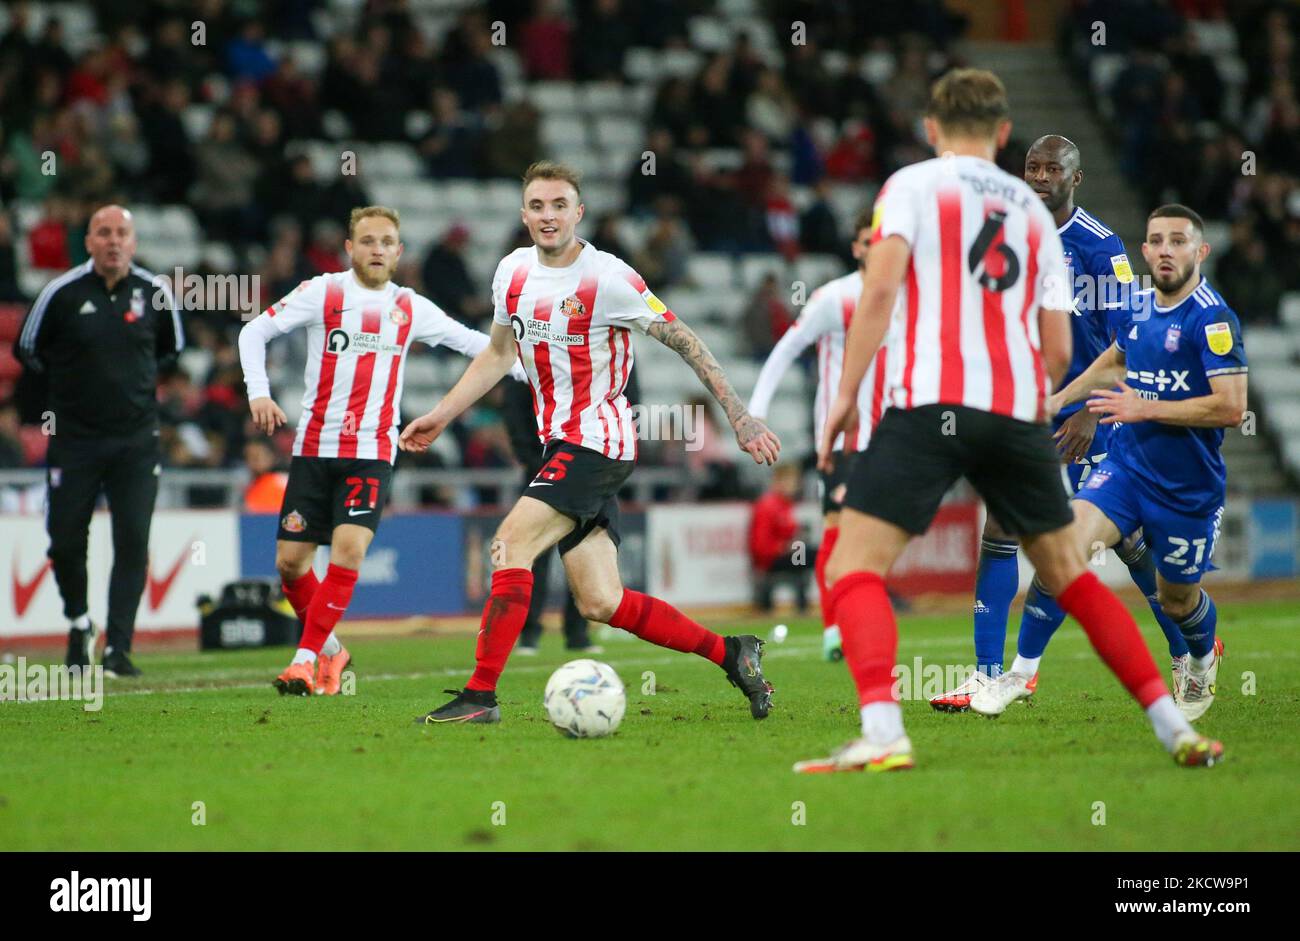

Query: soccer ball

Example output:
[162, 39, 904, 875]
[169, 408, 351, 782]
[543, 659, 626, 738]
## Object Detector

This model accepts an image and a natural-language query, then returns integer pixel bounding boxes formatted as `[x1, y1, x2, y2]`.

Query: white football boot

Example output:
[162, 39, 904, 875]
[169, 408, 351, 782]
[969, 671, 1037, 717]
[1179, 642, 1222, 722]
[929, 669, 995, 713]
[1171, 654, 1190, 704]
[793, 735, 915, 773]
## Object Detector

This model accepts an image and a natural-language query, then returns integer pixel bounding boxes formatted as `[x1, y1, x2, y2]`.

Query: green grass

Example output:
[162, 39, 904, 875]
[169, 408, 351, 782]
[2, 598, 1298, 851]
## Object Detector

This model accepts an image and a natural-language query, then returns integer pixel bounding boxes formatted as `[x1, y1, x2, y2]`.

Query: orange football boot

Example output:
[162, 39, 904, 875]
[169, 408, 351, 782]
[273, 661, 315, 697]
[315, 646, 351, 696]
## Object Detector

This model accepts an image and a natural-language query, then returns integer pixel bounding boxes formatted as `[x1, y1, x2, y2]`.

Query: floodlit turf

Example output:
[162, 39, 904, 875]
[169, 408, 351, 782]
[2, 598, 1298, 851]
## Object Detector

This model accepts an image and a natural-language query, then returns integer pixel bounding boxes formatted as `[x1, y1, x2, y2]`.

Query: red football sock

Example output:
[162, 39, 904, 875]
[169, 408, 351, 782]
[282, 569, 320, 625]
[299, 563, 358, 654]
[609, 590, 725, 665]
[815, 526, 839, 628]
[829, 571, 898, 706]
[466, 568, 534, 691]
[1058, 570, 1166, 707]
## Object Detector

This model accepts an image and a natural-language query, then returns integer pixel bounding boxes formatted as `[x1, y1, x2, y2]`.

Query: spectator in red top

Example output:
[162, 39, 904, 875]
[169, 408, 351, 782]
[749, 463, 811, 613]
[520, 0, 572, 80]
[824, 122, 879, 182]
[305, 220, 346, 274]
[28, 197, 72, 270]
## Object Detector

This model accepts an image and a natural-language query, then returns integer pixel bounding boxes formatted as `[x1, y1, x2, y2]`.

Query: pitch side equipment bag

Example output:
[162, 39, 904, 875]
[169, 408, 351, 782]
[198, 578, 300, 650]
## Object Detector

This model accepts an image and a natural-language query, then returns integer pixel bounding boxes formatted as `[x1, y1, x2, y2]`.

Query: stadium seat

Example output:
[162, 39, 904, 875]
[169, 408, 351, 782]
[1254, 366, 1300, 397]
[712, 290, 747, 325]
[1280, 292, 1300, 328]
[441, 181, 482, 215]
[579, 82, 626, 114]
[159, 206, 200, 241]
[1189, 19, 1237, 55]
[592, 116, 643, 154]
[19, 268, 54, 299]
[365, 143, 423, 181]
[302, 139, 340, 180]
[1266, 400, 1300, 435]
[532, 81, 581, 114]
[1243, 327, 1292, 364]
[199, 242, 237, 273]
[483, 180, 523, 213]
[284, 40, 327, 76]
[739, 254, 787, 290]
[181, 104, 214, 142]
[688, 16, 733, 52]
[794, 254, 848, 291]
[541, 114, 590, 152]
[687, 253, 737, 289]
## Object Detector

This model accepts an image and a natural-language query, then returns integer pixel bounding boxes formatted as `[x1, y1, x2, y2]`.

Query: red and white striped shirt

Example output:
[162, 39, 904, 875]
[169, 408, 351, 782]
[748, 270, 893, 452]
[872, 155, 1069, 423]
[240, 269, 493, 463]
[493, 241, 673, 461]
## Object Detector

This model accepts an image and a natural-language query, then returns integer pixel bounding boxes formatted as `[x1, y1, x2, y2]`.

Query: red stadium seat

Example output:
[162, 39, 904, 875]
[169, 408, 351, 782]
[20, 425, 48, 465]
[0, 347, 21, 382]
[0, 304, 25, 344]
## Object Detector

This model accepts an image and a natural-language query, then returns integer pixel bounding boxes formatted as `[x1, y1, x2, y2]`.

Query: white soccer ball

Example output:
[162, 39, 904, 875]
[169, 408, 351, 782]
[543, 659, 626, 738]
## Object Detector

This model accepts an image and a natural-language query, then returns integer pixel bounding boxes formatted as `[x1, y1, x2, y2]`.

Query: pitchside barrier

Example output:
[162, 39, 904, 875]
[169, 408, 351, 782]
[0, 499, 1295, 638]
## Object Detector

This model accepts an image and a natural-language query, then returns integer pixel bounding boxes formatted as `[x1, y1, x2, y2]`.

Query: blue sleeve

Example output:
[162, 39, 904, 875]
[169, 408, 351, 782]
[1198, 306, 1248, 377]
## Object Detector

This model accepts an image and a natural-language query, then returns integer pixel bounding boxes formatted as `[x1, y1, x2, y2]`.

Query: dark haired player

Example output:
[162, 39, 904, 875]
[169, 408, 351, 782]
[972, 204, 1243, 725]
[795, 69, 1221, 773]
[930, 135, 1196, 712]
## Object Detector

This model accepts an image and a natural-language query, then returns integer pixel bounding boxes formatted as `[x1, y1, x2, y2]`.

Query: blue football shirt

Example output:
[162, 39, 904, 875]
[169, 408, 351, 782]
[1108, 277, 1248, 513]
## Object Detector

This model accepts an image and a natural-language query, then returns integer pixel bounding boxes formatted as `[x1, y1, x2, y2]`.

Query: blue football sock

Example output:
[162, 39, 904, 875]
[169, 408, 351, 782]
[1117, 537, 1189, 658]
[1016, 576, 1068, 659]
[1175, 590, 1217, 660]
[973, 538, 1019, 677]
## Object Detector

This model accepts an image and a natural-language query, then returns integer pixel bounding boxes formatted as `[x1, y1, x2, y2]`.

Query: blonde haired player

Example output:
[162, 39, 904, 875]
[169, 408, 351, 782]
[238, 206, 521, 696]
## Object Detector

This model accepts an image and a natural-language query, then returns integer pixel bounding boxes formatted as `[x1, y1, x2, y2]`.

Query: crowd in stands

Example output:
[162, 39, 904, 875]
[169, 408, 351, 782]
[3, 0, 1295, 486]
[1065, 0, 1300, 324]
[0, 0, 969, 484]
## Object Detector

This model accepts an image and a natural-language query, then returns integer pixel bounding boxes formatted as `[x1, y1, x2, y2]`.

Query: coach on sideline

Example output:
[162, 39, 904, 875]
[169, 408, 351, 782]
[13, 204, 184, 677]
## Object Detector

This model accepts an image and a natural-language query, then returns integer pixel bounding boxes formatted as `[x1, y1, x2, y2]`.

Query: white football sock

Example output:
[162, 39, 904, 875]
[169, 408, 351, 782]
[860, 702, 905, 745]
[1010, 655, 1040, 676]
[291, 648, 317, 666]
[1190, 649, 1216, 673]
[320, 633, 341, 657]
[1146, 695, 1192, 751]
[71, 614, 90, 630]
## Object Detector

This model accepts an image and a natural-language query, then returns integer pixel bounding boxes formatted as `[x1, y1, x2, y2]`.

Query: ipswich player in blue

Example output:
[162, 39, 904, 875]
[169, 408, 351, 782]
[971, 204, 1245, 722]
[930, 135, 1190, 712]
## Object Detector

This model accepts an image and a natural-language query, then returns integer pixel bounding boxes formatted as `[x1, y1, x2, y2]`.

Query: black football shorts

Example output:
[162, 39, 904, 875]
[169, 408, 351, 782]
[818, 449, 859, 515]
[277, 456, 393, 543]
[523, 441, 635, 555]
[843, 404, 1074, 538]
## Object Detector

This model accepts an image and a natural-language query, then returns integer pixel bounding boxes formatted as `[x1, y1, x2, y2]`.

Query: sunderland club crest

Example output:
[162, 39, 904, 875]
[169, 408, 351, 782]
[389, 304, 410, 326]
[558, 295, 586, 318]
[281, 510, 307, 533]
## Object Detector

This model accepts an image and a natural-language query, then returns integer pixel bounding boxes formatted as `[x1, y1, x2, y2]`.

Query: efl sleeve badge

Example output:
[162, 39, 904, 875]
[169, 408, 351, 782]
[1204, 322, 1234, 355]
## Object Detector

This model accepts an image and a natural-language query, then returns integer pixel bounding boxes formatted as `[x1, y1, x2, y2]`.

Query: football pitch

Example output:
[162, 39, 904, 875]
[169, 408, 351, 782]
[3, 597, 1297, 852]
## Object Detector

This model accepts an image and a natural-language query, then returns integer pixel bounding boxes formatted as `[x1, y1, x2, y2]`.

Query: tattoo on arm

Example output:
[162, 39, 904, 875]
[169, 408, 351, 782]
[648, 319, 746, 425]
